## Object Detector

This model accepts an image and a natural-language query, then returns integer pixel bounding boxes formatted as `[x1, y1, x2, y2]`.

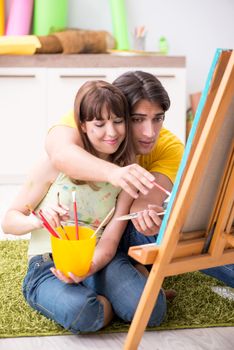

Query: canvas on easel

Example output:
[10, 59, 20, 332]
[124, 49, 234, 350]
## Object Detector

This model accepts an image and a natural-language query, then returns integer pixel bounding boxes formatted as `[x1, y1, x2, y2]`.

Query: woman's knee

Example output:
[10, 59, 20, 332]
[66, 295, 105, 333]
[97, 295, 113, 327]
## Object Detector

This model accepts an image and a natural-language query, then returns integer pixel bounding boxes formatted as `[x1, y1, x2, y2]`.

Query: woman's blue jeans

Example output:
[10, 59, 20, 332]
[119, 222, 234, 288]
[23, 251, 166, 333]
[23, 255, 104, 333]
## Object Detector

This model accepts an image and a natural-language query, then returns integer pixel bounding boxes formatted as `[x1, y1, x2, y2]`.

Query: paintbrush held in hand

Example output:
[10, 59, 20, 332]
[116, 210, 165, 221]
[26, 204, 61, 239]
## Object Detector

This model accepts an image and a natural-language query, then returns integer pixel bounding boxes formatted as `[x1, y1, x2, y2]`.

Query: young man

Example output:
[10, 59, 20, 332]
[46, 71, 184, 237]
[46, 71, 234, 290]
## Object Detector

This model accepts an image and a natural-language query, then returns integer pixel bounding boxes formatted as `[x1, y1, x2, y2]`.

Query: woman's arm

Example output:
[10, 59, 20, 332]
[91, 190, 134, 273]
[52, 190, 134, 284]
[45, 126, 155, 198]
[1, 154, 59, 235]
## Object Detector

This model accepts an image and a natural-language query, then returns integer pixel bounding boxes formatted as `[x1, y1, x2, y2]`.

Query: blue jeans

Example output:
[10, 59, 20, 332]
[23, 254, 104, 333]
[119, 221, 157, 255]
[119, 222, 234, 287]
[201, 265, 234, 287]
[23, 252, 166, 332]
[85, 251, 166, 327]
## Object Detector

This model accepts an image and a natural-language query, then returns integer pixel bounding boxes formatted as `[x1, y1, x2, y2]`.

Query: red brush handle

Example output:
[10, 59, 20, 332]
[38, 210, 61, 239]
[152, 181, 171, 196]
[73, 201, 79, 240]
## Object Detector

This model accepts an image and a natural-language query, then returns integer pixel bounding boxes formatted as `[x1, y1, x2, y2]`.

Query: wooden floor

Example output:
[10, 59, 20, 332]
[0, 327, 234, 350]
[0, 185, 234, 349]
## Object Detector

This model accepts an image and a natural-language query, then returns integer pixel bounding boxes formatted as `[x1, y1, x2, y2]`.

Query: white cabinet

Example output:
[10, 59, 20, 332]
[0, 55, 186, 184]
[0, 68, 47, 184]
[47, 66, 186, 141]
[47, 68, 113, 128]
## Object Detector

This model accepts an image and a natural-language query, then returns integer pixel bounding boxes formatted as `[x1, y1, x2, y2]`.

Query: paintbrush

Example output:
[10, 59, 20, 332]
[116, 210, 165, 221]
[152, 181, 171, 209]
[90, 207, 115, 239]
[152, 181, 171, 196]
[38, 210, 62, 239]
[72, 190, 79, 240]
[57, 192, 69, 240]
[26, 205, 61, 239]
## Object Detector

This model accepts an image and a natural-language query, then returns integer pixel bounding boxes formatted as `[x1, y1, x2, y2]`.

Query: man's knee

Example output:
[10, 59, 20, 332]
[147, 289, 167, 326]
[124, 289, 166, 326]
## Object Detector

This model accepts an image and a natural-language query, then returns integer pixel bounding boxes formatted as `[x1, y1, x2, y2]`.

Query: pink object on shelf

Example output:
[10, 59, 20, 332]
[6, 0, 34, 35]
[0, 0, 4, 35]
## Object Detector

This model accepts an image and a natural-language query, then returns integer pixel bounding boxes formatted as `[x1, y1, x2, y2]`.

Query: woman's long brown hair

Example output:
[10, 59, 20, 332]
[74, 80, 134, 167]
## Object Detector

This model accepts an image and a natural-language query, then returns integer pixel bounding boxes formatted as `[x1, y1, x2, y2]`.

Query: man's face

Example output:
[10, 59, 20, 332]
[130, 99, 165, 155]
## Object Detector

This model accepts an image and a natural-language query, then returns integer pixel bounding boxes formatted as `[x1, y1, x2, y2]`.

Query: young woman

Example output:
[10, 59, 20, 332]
[2, 79, 168, 333]
[1, 80, 136, 333]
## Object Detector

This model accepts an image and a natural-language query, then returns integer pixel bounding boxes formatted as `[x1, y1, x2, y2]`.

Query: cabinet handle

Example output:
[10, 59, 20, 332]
[59, 74, 107, 79]
[155, 74, 175, 78]
[0, 74, 36, 78]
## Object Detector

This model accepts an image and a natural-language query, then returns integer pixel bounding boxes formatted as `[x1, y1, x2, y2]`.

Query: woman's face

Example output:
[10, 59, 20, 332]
[81, 108, 126, 159]
[130, 99, 165, 155]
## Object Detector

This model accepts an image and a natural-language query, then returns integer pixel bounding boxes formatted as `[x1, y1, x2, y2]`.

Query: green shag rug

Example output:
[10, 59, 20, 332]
[0, 240, 234, 338]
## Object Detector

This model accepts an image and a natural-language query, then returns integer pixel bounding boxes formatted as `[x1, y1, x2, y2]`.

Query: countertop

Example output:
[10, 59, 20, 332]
[0, 53, 186, 68]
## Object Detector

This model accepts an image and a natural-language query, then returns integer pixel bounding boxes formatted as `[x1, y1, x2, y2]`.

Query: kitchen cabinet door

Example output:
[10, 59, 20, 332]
[47, 68, 114, 128]
[0, 68, 47, 183]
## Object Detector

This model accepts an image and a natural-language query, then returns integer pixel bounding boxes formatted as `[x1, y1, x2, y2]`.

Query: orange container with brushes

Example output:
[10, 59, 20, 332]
[51, 226, 96, 277]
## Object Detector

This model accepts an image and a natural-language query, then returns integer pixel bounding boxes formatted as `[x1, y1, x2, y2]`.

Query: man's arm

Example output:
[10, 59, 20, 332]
[45, 125, 156, 198]
[130, 172, 172, 235]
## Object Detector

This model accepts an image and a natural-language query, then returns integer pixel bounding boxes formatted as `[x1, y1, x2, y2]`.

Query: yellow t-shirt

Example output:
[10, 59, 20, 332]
[59, 111, 184, 183]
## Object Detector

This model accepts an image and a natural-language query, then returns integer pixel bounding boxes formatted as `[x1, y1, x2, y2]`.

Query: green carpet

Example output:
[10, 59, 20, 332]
[0, 240, 234, 338]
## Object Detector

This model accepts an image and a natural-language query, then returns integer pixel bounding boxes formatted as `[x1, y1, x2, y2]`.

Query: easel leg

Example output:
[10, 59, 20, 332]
[124, 266, 165, 350]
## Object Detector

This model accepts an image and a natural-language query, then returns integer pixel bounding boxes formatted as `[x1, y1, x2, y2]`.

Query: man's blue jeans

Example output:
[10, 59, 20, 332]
[23, 251, 166, 332]
[84, 251, 166, 327]
[119, 222, 234, 288]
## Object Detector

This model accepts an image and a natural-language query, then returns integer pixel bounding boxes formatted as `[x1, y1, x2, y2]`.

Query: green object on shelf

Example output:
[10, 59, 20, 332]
[159, 36, 169, 55]
[32, 0, 68, 36]
[109, 0, 129, 50]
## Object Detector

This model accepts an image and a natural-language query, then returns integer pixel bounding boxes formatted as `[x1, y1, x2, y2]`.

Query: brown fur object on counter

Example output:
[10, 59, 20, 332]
[36, 29, 115, 54]
[36, 35, 63, 53]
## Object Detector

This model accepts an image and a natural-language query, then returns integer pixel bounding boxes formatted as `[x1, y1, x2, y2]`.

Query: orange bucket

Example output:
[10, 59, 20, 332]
[51, 226, 96, 277]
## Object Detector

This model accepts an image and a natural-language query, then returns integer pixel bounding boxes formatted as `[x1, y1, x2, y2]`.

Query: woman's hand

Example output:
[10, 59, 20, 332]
[40, 203, 70, 228]
[50, 262, 96, 284]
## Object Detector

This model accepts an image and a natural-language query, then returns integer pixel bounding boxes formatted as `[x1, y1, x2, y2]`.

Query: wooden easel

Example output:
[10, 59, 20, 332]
[124, 49, 234, 350]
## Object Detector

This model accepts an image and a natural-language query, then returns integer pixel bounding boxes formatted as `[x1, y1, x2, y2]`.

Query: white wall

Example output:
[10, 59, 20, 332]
[68, 0, 234, 96]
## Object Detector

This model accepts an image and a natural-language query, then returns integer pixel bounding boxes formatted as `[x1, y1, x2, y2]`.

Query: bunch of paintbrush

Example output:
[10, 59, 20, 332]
[26, 205, 62, 239]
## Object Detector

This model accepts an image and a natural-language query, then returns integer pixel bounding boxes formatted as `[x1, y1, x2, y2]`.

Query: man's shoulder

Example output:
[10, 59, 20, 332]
[138, 128, 184, 180]
[59, 111, 76, 128]
[151, 128, 184, 155]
